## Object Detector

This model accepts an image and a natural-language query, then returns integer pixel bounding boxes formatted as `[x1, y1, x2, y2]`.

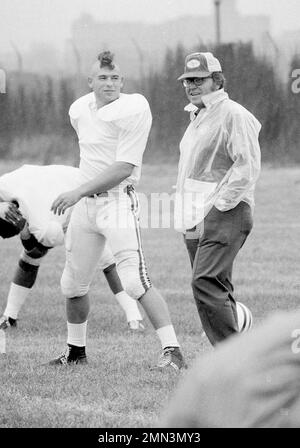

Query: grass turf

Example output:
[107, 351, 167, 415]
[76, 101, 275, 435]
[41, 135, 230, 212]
[0, 163, 299, 427]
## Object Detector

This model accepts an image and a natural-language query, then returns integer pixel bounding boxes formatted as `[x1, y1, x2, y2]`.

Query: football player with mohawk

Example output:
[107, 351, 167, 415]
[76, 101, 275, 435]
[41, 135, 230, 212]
[50, 51, 186, 370]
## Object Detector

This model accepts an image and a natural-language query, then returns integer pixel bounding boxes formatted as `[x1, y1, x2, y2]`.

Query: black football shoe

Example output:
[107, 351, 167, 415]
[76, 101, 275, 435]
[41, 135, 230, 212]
[48, 345, 87, 366]
[0, 315, 17, 330]
[150, 346, 187, 372]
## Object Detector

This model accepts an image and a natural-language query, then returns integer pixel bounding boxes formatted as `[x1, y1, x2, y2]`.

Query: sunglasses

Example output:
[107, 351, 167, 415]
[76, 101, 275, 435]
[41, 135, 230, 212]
[182, 76, 212, 88]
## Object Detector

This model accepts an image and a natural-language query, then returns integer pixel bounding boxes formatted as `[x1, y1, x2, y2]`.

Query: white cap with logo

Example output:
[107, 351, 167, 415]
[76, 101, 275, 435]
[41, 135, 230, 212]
[178, 52, 222, 80]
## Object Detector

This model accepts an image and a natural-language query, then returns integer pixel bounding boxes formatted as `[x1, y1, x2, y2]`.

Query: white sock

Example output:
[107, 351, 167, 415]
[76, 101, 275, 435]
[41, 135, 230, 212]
[156, 325, 180, 350]
[114, 291, 143, 322]
[67, 321, 87, 347]
[4, 283, 31, 319]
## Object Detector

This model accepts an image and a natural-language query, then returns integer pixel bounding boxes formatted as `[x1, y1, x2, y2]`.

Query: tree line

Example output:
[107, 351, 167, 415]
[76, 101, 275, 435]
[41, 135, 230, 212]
[0, 42, 299, 164]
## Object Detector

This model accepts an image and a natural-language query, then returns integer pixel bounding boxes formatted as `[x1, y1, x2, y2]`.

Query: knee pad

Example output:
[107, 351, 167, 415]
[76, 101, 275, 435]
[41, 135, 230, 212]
[116, 250, 152, 299]
[119, 274, 145, 300]
[60, 268, 90, 298]
[117, 264, 148, 300]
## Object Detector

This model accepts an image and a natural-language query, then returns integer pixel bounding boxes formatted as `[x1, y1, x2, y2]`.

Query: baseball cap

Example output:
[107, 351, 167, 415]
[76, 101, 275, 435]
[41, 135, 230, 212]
[0, 217, 21, 239]
[178, 52, 222, 81]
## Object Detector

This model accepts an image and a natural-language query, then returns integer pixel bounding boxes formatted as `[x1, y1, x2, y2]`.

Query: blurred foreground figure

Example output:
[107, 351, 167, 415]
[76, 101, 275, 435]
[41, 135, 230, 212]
[160, 310, 300, 428]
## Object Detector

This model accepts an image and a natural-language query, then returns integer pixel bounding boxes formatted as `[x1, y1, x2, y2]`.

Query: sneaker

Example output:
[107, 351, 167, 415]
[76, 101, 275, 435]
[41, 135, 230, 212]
[128, 320, 145, 332]
[0, 315, 17, 330]
[48, 346, 87, 366]
[151, 346, 187, 372]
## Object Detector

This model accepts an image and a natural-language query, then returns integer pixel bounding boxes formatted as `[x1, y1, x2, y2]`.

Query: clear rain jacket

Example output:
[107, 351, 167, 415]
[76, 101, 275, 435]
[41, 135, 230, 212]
[175, 89, 261, 232]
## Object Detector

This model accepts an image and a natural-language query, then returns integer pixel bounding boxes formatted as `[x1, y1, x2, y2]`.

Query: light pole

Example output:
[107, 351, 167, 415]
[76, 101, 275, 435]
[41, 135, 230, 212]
[0, 69, 6, 94]
[214, 0, 221, 46]
[10, 40, 23, 73]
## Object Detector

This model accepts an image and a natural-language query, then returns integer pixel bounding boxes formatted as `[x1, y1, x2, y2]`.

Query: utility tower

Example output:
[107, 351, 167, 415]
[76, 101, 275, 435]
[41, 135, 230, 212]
[214, 0, 222, 45]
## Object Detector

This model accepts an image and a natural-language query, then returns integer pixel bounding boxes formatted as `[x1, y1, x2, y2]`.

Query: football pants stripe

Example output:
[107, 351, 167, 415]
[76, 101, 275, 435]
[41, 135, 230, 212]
[127, 187, 152, 292]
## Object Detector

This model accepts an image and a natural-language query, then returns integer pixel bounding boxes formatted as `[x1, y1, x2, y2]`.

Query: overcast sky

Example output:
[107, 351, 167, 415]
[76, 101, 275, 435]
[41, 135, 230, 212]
[0, 0, 300, 52]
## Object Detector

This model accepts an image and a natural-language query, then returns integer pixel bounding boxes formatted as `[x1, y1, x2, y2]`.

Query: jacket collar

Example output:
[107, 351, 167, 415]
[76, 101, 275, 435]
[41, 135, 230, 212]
[184, 89, 229, 116]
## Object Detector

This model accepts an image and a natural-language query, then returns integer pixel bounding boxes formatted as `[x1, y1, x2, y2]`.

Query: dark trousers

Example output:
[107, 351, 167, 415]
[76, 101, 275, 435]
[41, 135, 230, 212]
[184, 201, 253, 346]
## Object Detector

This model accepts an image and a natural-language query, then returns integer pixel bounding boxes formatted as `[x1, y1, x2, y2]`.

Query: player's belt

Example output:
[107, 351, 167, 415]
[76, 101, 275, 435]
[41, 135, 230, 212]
[88, 185, 134, 198]
[88, 192, 108, 198]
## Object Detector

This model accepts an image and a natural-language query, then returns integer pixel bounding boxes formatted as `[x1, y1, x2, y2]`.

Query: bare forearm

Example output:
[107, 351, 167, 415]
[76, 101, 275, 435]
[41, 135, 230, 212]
[76, 162, 134, 199]
[51, 162, 135, 215]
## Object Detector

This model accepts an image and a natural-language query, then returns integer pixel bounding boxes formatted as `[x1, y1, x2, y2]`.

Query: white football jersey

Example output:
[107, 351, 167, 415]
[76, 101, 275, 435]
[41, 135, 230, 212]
[0, 165, 85, 247]
[69, 92, 152, 192]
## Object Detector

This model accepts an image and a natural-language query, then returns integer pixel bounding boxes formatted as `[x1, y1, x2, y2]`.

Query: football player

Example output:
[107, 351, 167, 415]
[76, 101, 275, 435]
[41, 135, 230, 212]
[49, 51, 186, 369]
[0, 164, 144, 332]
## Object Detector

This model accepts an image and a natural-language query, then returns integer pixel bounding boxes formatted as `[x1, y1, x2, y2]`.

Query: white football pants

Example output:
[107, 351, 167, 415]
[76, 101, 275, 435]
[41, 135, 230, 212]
[61, 189, 151, 300]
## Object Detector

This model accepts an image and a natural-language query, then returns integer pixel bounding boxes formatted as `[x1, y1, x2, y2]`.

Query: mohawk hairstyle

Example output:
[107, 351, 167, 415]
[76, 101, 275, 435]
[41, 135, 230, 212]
[97, 51, 115, 69]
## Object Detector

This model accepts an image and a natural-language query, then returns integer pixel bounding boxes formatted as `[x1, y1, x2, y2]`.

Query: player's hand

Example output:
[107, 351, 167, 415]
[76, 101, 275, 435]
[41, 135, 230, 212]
[0, 201, 25, 228]
[20, 222, 31, 240]
[51, 190, 81, 215]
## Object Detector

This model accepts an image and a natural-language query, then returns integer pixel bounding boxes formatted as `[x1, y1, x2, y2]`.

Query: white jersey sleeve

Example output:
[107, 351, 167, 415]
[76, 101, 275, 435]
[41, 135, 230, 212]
[98, 93, 152, 167]
[115, 108, 152, 167]
[0, 165, 85, 246]
[69, 92, 94, 124]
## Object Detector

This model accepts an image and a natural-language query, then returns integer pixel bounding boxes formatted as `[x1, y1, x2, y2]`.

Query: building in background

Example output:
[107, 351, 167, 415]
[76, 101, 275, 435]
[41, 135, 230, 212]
[67, 0, 272, 79]
[0, 0, 299, 81]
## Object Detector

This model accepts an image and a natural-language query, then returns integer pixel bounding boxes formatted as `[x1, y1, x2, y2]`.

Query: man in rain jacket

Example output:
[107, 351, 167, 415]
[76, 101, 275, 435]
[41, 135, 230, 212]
[175, 52, 261, 345]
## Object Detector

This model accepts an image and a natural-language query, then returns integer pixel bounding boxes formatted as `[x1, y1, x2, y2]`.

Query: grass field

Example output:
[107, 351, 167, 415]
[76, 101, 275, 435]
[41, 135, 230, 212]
[0, 163, 300, 428]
